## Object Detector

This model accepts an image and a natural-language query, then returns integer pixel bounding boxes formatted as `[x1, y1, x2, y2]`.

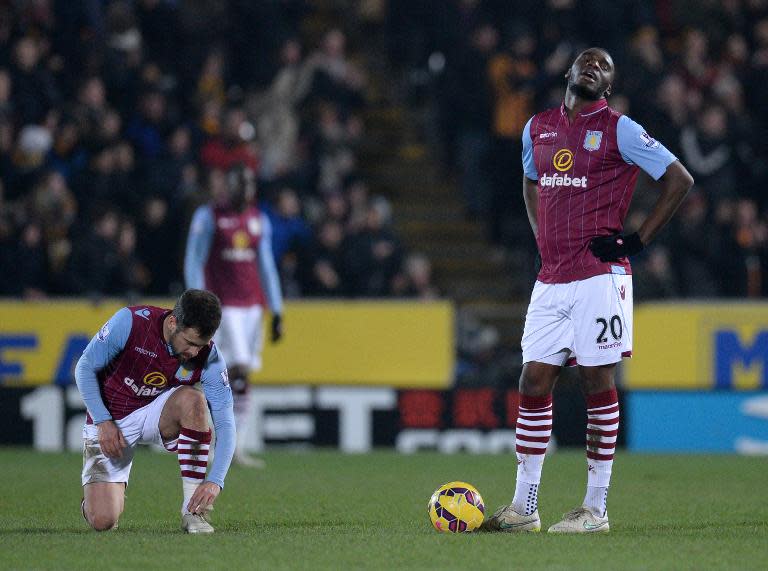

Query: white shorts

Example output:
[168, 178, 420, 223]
[81, 386, 181, 486]
[214, 305, 265, 371]
[521, 273, 633, 367]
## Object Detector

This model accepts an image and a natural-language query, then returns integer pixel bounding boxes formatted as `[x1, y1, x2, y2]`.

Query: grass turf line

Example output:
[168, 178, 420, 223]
[1, 448, 766, 570]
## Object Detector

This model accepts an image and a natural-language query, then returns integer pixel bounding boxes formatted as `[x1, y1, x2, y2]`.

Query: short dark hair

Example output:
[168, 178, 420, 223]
[172, 289, 222, 339]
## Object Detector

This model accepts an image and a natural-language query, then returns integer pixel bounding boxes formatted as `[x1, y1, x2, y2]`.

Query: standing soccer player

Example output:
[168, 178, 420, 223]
[184, 165, 284, 468]
[76, 289, 234, 533]
[483, 48, 694, 533]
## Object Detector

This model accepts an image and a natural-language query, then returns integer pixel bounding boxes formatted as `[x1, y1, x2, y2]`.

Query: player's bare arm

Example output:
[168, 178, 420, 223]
[523, 176, 539, 237]
[590, 160, 694, 262]
[636, 160, 694, 245]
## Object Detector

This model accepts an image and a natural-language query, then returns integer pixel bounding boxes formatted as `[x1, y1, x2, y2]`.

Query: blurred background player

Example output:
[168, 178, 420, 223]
[75, 289, 234, 534]
[483, 47, 694, 534]
[185, 165, 283, 468]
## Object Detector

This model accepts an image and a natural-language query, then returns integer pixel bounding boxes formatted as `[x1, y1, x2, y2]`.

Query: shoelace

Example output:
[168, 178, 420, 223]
[563, 508, 589, 521]
[188, 513, 210, 524]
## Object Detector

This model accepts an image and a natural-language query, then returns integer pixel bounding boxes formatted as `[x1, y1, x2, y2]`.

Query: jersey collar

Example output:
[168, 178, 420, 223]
[560, 98, 608, 119]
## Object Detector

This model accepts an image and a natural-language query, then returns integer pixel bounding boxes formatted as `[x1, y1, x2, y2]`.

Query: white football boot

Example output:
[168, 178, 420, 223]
[481, 505, 541, 532]
[547, 507, 609, 533]
[182, 513, 215, 534]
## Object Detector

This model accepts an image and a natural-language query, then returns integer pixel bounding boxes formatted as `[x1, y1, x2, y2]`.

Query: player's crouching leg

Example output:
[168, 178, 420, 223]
[160, 387, 215, 533]
[82, 483, 125, 531]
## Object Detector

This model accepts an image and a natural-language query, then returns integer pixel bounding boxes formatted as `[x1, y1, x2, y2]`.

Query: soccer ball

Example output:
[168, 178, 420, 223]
[427, 481, 485, 533]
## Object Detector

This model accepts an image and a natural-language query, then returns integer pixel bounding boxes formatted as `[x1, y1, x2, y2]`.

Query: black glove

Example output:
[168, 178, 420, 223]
[230, 376, 249, 395]
[534, 252, 542, 274]
[270, 314, 283, 343]
[589, 232, 644, 262]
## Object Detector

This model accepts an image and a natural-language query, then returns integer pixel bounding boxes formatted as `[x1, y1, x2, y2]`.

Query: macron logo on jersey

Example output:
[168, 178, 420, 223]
[134, 308, 151, 320]
[539, 173, 589, 188]
[134, 346, 158, 359]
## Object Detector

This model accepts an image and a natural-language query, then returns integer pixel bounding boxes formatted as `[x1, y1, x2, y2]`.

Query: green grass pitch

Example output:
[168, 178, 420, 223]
[1, 448, 766, 570]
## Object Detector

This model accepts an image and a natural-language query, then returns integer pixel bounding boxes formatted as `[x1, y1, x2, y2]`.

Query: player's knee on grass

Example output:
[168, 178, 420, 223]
[87, 513, 119, 531]
[84, 504, 121, 531]
[83, 483, 125, 531]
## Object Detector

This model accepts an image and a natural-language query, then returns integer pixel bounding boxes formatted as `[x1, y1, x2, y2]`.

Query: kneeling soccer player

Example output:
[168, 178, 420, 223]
[75, 289, 235, 533]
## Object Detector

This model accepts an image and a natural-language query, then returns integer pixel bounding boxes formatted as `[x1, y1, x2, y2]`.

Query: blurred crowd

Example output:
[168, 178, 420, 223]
[2, 0, 764, 392]
[0, 0, 438, 301]
[388, 0, 768, 299]
[4, 0, 765, 303]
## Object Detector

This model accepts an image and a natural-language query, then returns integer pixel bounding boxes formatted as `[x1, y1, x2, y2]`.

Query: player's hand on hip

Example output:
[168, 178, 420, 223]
[271, 314, 283, 343]
[188, 481, 221, 514]
[589, 232, 644, 262]
[97, 420, 127, 458]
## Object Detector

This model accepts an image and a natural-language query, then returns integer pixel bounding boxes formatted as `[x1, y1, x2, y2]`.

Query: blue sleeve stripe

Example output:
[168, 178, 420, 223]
[521, 116, 538, 180]
[616, 115, 677, 181]
[75, 354, 112, 423]
[74, 307, 133, 423]
[201, 345, 235, 488]
[258, 214, 284, 314]
[184, 206, 214, 290]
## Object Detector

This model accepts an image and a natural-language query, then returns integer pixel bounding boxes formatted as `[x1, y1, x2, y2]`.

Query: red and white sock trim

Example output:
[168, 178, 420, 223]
[516, 394, 553, 456]
[586, 389, 619, 462]
[178, 427, 211, 481]
[585, 389, 619, 490]
[512, 394, 552, 514]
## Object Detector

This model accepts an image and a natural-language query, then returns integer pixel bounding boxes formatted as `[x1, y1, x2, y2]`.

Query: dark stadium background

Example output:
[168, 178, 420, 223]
[1, 3, 767, 569]
[0, 0, 766, 469]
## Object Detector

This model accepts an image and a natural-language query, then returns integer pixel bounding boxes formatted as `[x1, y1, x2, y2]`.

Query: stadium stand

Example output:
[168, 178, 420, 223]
[1, 0, 767, 387]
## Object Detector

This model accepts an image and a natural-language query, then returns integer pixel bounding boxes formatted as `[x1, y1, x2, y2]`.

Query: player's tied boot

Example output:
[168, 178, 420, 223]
[182, 513, 214, 534]
[481, 505, 541, 532]
[547, 507, 609, 533]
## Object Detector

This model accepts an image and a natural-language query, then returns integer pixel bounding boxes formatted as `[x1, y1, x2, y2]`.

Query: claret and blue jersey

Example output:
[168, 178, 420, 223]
[184, 204, 283, 313]
[74, 306, 235, 488]
[522, 99, 677, 284]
